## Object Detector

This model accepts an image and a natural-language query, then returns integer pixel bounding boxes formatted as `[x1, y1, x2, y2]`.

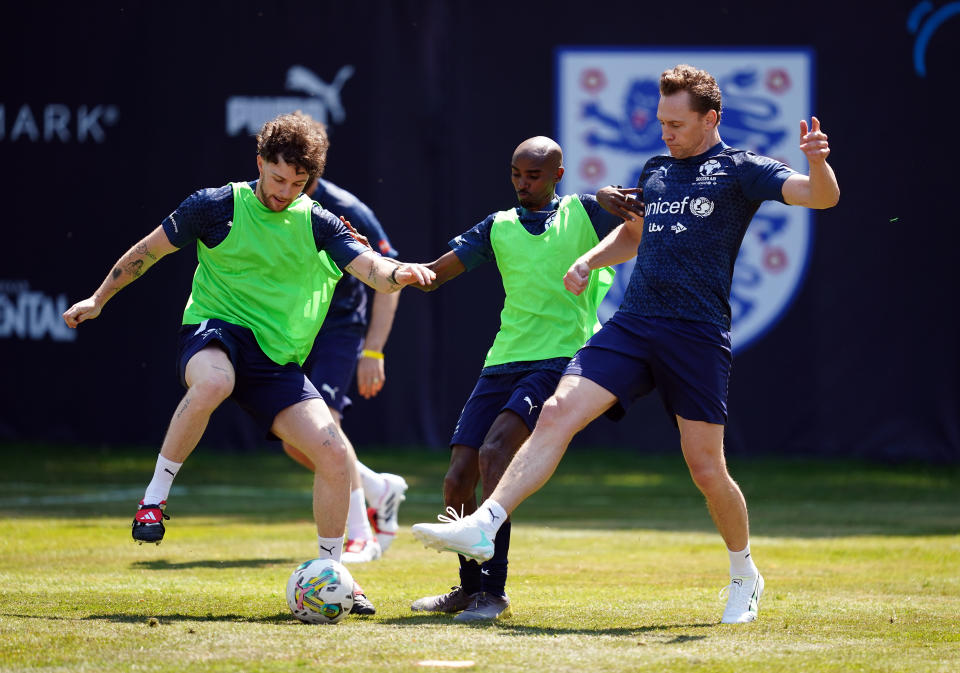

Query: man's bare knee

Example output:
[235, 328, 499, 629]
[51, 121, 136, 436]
[188, 372, 234, 408]
[302, 439, 349, 476]
[535, 395, 573, 434]
[685, 452, 730, 494]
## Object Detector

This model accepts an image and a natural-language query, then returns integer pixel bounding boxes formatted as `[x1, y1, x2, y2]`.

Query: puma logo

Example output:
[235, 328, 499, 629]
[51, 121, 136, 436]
[523, 396, 537, 415]
[319, 545, 335, 555]
[320, 383, 339, 399]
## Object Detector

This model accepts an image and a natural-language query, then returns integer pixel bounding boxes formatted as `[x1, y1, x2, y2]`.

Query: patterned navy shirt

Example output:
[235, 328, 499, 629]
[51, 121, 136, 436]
[310, 178, 398, 331]
[450, 194, 621, 377]
[621, 142, 795, 329]
[160, 181, 371, 272]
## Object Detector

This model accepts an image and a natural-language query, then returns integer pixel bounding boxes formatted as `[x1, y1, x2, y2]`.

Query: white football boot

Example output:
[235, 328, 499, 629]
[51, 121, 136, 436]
[368, 473, 408, 553]
[720, 573, 764, 623]
[341, 537, 382, 564]
[411, 506, 495, 562]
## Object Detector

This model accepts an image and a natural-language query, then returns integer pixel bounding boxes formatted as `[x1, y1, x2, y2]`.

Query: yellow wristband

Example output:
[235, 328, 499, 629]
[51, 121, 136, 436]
[361, 349, 384, 360]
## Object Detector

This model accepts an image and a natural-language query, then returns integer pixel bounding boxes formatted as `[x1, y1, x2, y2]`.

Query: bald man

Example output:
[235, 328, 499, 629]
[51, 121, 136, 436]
[407, 137, 621, 621]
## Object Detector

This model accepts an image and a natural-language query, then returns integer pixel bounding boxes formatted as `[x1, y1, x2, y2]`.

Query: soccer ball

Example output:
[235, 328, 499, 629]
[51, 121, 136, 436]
[286, 558, 355, 624]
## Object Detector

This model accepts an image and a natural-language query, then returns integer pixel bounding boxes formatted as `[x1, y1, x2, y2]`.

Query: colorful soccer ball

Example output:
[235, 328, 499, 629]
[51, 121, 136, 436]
[286, 558, 355, 624]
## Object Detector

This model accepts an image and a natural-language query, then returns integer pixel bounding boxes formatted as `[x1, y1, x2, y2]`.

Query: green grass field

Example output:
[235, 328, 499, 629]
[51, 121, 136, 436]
[0, 445, 957, 672]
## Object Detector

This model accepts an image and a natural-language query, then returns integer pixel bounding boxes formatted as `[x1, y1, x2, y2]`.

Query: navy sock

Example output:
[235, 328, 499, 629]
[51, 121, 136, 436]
[458, 554, 482, 594]
[479, 519, 511, 597]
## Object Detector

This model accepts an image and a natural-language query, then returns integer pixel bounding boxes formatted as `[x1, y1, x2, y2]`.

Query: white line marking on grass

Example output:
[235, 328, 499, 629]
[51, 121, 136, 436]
[0, 488, 147, 506]
[0, 484, 444, 508]
[416, 662, 475, 668]
[0, 485, 310, 507]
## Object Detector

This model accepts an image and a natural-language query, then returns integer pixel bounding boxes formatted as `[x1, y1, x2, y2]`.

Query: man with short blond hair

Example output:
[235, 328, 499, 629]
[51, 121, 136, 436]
[413, 64, 839, 625]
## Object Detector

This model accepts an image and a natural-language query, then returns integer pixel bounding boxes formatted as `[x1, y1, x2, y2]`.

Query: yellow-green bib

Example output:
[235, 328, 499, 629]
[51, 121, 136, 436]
[182, 182, 342, 366]
[484, 195, 614, 367]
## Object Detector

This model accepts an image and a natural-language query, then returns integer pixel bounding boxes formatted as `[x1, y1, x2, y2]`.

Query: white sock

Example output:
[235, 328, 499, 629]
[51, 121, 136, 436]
[357, 461, 385, 504]
[318, 536, 343, 562]
[346, 488, 373, 540]
[473, 499, 508, 535]
[728, 543, 758, 577]
[143, 454, 182, 504]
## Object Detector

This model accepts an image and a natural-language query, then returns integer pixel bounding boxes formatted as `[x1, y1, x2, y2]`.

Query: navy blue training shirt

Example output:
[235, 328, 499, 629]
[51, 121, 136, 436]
[310, 178, 398, 331]
[450, 193, 621, 376]
[161, 181, 371, 273]
[621, 142, 795, 329]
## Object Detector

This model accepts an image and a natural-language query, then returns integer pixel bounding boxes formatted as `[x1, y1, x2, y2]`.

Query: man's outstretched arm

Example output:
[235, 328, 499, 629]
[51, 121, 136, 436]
[344, 250, 436, 293]
[782, 116, 840, 209]
[63, 225, 179, 327]
[563, 215, 644, 296]
[408, 250, 466, 293]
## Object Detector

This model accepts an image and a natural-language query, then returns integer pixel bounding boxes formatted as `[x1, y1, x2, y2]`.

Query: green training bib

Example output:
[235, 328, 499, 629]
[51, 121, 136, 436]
[484, 195, 613, 367]
[182, 182, 342, 365]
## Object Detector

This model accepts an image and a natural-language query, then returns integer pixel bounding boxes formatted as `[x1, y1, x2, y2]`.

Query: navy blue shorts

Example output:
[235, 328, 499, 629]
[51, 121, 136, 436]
[450, 368, 563, 449]
[301, 325, 365, 415]
[177, 319, 322, 438]
[565, 312, 732, 425]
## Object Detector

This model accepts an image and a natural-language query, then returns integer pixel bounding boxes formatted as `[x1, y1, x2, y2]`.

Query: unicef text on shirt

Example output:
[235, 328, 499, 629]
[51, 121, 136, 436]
[645, 197, 691, 216]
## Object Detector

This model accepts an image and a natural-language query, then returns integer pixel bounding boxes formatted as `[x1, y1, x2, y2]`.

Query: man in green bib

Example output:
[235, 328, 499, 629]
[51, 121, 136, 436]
[408, 136, 620, 621]
[62, 113, 435, 614]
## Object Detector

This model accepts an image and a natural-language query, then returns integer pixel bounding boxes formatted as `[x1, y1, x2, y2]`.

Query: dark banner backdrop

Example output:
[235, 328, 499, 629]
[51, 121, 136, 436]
[1, 1, 957, 461]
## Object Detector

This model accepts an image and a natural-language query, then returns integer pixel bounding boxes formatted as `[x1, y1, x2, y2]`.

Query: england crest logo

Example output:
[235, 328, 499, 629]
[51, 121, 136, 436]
[557, 48, 813, 352]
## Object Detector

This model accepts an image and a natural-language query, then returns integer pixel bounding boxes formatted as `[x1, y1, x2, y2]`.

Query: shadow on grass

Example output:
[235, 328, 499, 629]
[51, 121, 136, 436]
[1, 612, 295, 624]
[380, 614, 714, 637]
[84, 612, 296, 625]
[130, 558, 288, 570]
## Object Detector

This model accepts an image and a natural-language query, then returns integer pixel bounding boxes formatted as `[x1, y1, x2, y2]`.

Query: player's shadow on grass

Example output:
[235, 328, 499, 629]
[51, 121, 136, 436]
[382, 614, 713, 636]
[83, 612, 295, 624]
[491, 622, 711, 638]
[1, 612, 296, 624]
[129, 558, 289, 570]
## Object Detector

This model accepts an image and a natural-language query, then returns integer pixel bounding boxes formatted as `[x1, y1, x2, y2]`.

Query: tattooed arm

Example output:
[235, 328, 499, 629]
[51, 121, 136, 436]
[343, 250, 436, 294]
[63, 226, 179, 328]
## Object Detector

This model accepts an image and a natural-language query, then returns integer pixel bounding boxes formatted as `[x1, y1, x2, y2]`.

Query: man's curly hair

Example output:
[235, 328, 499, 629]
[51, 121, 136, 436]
[660, 64, 723, 122]
[256, 113, 329, 181]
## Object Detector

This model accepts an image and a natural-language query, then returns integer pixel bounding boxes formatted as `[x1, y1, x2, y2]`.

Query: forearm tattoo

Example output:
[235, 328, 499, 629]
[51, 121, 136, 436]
[125, 259, 145, 278]
[135, 242, 157, 261]
[387, 262, 401, 288]
[112, 243, 154, 282]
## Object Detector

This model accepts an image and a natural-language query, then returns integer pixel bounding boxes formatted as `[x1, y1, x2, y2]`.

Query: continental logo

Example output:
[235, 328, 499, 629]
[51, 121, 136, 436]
[0, 280, 76, 342]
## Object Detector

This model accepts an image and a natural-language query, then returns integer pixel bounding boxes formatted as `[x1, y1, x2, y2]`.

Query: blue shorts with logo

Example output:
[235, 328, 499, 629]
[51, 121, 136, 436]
[177, 319, 322, 438]
[450, 368, 563, 449]
[301, 324, 365, 415]
[565, 311, 732, 425]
